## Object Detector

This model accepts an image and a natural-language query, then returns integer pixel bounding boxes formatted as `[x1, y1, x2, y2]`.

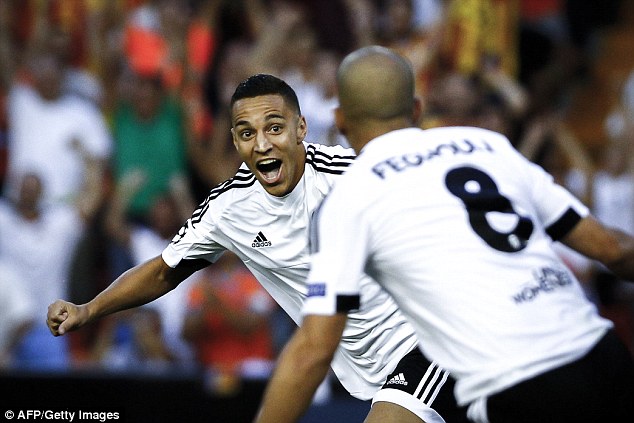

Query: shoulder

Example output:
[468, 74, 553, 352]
[63, 96, 108, 123]
[46, 204, 83, 225]
[62, 95, 95, 112]
[195, 166, 258, 212]
[8, 83, 35, 105]
[304, 142, 356, 175]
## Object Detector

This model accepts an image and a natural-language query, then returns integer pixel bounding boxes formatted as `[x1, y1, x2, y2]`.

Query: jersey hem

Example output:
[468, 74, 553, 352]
[456, 326, 610, 405]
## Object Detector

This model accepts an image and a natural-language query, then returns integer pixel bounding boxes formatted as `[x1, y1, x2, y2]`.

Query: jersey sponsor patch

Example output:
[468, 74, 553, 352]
[512, 266, 573, 303]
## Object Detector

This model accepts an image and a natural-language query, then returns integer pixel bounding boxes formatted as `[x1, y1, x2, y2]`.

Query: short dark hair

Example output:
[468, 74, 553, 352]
[230, 74, 301, 115]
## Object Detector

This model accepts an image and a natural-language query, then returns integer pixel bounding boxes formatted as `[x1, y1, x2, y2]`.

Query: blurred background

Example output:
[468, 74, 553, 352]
[1, 0, 634, 421]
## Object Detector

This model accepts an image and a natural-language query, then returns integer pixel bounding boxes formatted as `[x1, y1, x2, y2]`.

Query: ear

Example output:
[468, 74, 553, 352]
[296, 115, 308, 143]
[230, 127, 239, 150]
[334, 107, 347, 136]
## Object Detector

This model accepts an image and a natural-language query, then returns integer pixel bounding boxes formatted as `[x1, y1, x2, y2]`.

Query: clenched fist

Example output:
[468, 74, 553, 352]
[47, 300, 89, 336]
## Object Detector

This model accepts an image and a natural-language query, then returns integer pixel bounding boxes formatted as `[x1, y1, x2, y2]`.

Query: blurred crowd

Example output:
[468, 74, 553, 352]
[0, 0, 633, 393]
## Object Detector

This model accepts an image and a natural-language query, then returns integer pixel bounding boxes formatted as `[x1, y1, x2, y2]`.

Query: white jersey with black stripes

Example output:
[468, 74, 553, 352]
[162, 142, 419, 400]
[303, 127, 613, 406]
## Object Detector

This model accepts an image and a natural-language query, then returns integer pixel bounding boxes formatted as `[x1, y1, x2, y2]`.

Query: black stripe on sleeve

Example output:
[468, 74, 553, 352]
[306, 144, 355, 174]
[545, 207, 583, 241]
[176, 258, 211, 273]
[171, 171, 256, 243]
[336, 295, 360, 312]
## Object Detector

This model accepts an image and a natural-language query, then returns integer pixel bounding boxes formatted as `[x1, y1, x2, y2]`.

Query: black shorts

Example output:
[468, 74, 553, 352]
[376, 347, 469, 422]
[484, 330, 634, 423]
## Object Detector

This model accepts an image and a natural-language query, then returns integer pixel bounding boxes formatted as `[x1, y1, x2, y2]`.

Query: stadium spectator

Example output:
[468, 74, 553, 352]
[181, 252, 276, 392]
[107, 68, 190, 280]
[103, 169, 199, 366]
[0, 172, 88, 370]
[0, 259, 35, 369]
[4, 48, 110, 211]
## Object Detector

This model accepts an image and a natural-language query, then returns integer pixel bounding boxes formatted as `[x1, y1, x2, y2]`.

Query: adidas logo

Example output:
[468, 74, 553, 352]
[386, 373, 408, 386]
[252, 231, 272, 248]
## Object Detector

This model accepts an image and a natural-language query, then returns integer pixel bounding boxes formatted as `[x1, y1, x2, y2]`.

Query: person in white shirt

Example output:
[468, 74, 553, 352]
[254, 46, 634, 423]
[6, 50, 111, 208]
[47, 74, 466, 423]
[0, 259, 35, 368]
[0, 172, 85, 370]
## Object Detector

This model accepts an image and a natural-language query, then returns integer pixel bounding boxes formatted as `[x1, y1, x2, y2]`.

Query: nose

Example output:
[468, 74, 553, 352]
[254, 131, 272, 153]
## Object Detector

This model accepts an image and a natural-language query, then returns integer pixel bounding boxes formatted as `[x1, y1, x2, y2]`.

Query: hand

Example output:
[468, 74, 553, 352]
[46, 300, 89, 336]
[168, 173, 189, 196]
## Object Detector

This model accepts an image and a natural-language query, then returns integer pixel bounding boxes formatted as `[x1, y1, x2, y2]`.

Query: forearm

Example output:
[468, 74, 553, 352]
[168, 174, 197, 221]
[603, 229, 634, 282]
[255, 314, 347, 423]
[562, 217, 634, 282]
[104, 168, 146, 243]
[85, 256, 176, 322]
[103, 195, 132, 246]
[255, 330, 333, 423]
[77, 157, 107, 221]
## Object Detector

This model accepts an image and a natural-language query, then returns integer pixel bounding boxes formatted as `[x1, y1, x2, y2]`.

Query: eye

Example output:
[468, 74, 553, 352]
[239, 129, 253, 140]
[269, 124, 283, 134]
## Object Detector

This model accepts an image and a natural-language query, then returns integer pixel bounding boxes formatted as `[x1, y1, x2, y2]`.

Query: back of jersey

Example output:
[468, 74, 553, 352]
[344, 126, 611, 405]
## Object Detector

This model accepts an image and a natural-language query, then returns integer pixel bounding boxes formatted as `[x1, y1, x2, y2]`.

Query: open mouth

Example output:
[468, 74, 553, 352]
[256, 158, 282, 183]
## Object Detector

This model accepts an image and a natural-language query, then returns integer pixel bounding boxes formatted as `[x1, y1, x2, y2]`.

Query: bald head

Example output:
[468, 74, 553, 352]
[337, 46, 415, 121]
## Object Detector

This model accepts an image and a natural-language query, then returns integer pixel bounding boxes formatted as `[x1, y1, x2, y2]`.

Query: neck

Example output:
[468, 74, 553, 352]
[17, 205, 40, 221]
[348, 117, 413, 153]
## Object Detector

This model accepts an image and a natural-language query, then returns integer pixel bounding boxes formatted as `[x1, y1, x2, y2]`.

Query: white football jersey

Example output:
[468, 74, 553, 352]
[163, 142, 419, 400]
[304, 127, 612, 405]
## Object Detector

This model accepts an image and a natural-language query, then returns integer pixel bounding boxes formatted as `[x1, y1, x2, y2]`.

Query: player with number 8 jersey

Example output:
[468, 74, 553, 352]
[305, 124, 620, 413]
[255, 45, 633, 423]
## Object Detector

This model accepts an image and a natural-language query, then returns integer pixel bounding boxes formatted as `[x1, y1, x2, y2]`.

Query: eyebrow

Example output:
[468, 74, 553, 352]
[234, 113, 287, 128]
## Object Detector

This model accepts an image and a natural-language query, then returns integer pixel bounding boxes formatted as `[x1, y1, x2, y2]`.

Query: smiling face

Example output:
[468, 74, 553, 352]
[231, 94, 307, 197]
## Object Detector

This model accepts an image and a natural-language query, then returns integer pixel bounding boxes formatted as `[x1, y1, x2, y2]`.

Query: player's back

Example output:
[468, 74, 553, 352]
[339, 126, 611, 405]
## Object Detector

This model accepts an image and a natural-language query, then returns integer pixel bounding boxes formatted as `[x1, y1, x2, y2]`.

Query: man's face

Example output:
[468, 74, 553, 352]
[231, 94, 307, 197]
[31, 55, 63, 101]
[17, 173, 43, 210]
[132, 76, 162, 121]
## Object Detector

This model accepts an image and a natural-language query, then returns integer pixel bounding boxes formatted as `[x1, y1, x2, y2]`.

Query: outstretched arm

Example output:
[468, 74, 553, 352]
[561, 215, 634, 281]
[47, 255, 208, 336]
[255, 313, 348, 423]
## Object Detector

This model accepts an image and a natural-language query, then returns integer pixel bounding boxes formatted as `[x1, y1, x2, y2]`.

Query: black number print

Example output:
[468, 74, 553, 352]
[445, 166, 534, 252]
